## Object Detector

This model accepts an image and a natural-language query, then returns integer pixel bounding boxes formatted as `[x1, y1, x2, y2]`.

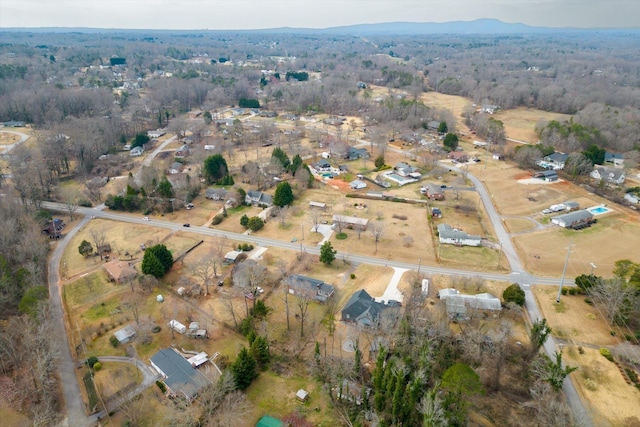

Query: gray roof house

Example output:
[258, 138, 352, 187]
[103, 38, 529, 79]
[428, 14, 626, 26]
[150, 348, 211, 400]
[206, 188, 228, 201]
[341, 289, 388, 327]
[590, 166, 626, 185]
[604, 152, 624, 167]
[313, 159, 332, 172]
[395, 162, 416, 177]
[551, 209, 594, 229]
[538, 152, 568, 170]
[437, 224, 482, 247]
[532, 170, 558, 182]
[286, 274, 335, 302]
[350, 179, 367, 190]
[438, 288, 502, 316]
[168, 162, 183, 174]
[245, 190, 273, 206]
[345, 147, 370, 160]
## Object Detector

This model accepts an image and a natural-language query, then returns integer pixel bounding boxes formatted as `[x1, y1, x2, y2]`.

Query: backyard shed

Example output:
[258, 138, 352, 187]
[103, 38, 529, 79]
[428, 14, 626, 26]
[296, 389, 310, 402]
[256, 415, 283, 427]
[113, 325, 136, 344]
[168, 319, 187, 334]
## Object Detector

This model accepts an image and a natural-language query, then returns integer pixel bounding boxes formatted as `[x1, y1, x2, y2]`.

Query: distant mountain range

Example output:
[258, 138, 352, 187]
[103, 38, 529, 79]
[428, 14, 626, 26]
[2, 19, 639, 34]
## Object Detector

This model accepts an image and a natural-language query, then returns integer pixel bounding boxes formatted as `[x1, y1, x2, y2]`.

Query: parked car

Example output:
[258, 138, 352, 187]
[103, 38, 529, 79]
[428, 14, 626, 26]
[143, 217, 150, 221]
[183, 223, 190, 227]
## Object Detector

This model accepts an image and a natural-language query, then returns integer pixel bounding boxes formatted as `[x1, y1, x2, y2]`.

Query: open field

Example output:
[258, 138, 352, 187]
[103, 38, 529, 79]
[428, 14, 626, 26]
[514, 215, 640, 277]
[93, 362, 141, 401]
[0, 131, 22, 145]
[492, 107, 572, 143]
[564, 345, 640, 427]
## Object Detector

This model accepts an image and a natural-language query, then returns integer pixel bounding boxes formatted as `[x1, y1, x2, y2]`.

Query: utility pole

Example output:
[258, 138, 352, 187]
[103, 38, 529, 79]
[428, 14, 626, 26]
[556, 243, 573, 303]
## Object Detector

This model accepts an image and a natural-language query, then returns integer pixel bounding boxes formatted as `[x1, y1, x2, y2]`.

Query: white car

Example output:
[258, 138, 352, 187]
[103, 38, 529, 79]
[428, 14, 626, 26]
[256, 286, 264, 294]
[143, 217, 150, 221]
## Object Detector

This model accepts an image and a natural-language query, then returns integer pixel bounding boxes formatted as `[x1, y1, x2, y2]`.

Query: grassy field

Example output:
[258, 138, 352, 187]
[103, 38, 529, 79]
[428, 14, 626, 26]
[534, 285, 640, 425]
[491, 107, 572, 143]
[93, 362, 141, 401]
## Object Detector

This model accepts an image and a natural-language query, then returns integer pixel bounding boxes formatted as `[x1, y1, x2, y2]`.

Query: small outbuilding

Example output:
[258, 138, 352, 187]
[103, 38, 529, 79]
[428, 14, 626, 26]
[113, 324, 136, 344]
[256, 415, 283, 427]
[296, 389, 310, 402]
[350, 179, 367, 190]
[168, 319, 187, 334]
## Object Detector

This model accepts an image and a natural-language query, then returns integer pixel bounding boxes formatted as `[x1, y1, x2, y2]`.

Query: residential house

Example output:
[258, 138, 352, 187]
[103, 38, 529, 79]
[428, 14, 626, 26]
[245, 190, 273, 206]
[423, 183, 444, 200]
[345, 147, 370, 160]
[357, 81, 367, 89]
[481, 104, 500, 114]
[437, 224, 482, 247]
[309, 201, 326, 209]
[438, 288, 502, 317]
[625, 193, 640, 205]
[395, 162, 416, 177]
[341, 289, 389, 327]
[129, 146, 144, 157]
[286, 274, 335, 302]
[473, 141, 488, 148]
[2, 120, 26, 127]
[551, 209, 594, 229]
[332, 214, 369, 231]
[224, 251, 243, 264]
[150, 348, 212, 401]
[147, 129, 166, 139]
[174, 145, 189, 159]
[591, 166, 626, 185]
[448, 152, 468, 163]
[113, 325, 136, 344]
[168, 162, 183, 174]
[426, 120, 441, 132]
[532, 170, 558, 182]
[604, 152, 624, 167]
[205, 188, 228, 201]
[538, 152, 568, 170]
[313, 159, 332, 172]
[492, 153, 504, 161]
[350, 179, 367, 190]
[41, 218, 65, 238]
[103, 260, 137, 283]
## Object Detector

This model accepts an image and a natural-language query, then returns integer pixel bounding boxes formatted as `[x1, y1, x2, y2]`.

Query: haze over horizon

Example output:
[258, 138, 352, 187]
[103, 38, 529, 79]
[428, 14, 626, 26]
[1, 0, 639, 30]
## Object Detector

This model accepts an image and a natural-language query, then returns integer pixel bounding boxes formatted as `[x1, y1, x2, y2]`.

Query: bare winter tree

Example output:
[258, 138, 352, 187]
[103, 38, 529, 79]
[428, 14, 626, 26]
[310, 208, 322, 233]
[89, 226, 108, 260]
[370, 221, 384, 254]
[191, 253, 220, 296]
[233, 259, 268, 314]
[589, 277, 635, 324]
[294, 294, 311, 337]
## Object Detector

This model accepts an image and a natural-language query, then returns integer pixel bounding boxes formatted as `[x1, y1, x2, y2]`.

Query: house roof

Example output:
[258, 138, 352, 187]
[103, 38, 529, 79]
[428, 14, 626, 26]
[564, 201, 580, 209]
[206, 188, 228, 198]
[247, 190, 273, 205]
[150, 349, 211, 400]
[103, 260, 137, 282]
[286, 274, 335, 301]
[396, 162, 412, 170]
[533, 170, 558, 178]
[605, 152, 624, 161]
[114, 325, 136, 343]
[315, 159, 331, 168]
[341, 289, 387, 325]
[224, 250, 243, 261]
[439, 289, 502, 314]
[593, 166, 625, 181]
[437, 224, 481, 242]
[170, 162, 182, 170]
[350, 179, 367, 187]
[546, 152, 569, 163]
[332, 214, 369, 227]
[552, 209, 593, 224]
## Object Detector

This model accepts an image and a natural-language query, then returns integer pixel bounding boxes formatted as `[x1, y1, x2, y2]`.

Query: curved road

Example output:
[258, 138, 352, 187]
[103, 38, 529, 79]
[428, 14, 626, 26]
[41, 150, 592, 425]
[0, 129, 30, 154]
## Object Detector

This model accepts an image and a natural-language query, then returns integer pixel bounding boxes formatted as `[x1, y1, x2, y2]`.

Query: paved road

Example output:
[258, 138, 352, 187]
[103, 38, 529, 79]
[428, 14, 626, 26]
[0, 129, 30, 154]
[48, 215, 93, 427]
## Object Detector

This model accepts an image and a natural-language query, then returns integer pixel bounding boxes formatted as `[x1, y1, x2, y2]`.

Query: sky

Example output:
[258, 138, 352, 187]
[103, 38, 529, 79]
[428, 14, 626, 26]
[1, 0, 639, 30]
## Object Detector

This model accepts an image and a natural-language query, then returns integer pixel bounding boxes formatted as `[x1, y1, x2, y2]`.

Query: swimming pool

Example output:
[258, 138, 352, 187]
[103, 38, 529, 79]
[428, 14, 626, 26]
[587, 206, 612, 215]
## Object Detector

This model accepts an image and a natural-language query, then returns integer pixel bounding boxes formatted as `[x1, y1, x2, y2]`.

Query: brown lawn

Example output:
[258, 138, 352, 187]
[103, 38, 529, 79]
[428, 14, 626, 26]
[491, 107, 572, 143]
[514, 215, 640, 277]
[93, 362, 141, 400]
[564, 345, 640, 426]
[0, 131, 21, 145]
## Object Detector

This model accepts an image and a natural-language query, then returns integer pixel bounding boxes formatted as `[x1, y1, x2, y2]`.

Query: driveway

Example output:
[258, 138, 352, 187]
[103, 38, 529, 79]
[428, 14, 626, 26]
[0, 129, 30, 154]
[374, 267, 407, 304]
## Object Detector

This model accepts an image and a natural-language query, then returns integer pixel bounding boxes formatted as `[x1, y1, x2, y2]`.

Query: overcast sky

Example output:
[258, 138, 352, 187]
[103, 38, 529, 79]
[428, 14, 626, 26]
[1, 0, 639, 30]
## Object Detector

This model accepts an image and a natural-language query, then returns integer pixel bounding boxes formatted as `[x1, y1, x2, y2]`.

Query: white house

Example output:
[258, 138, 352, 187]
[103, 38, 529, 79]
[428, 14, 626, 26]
[437, 224, 481, 247]
[624, 193, 640, 205]
[129, 146, 144, 157]
[168, 162, 183, 174]
[591, 166, 626, 185]
[148, 129, 166, 138]
[551, 209, 594, 228]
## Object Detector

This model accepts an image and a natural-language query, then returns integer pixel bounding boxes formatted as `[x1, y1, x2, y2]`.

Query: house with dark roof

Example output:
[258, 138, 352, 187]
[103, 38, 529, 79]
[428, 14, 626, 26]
[168, 162, 183, 174]
[395, 162, 417, 177]
[245, 190, 273, 206]
[313, 159, 332, 172]
[423, 183, 444, 200]
[150, 348, 211, 401]
[532, 170, 558, 182]
[341, 289, 389, 327]
[286, 274, 335, 302]
[604, 152, 624, 167]
[345, 147, 370, 160]
[538, 152, 568, 170]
